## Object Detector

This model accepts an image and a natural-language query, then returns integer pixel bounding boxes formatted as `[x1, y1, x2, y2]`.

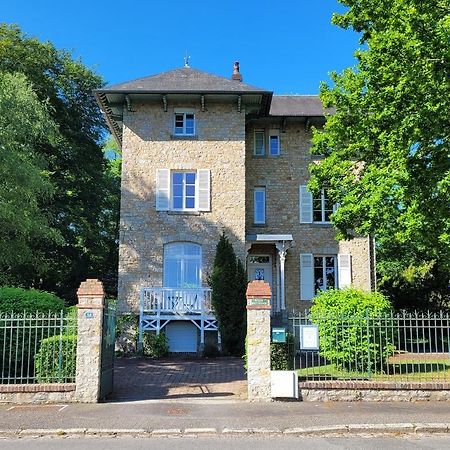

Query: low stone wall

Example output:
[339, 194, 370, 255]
[298, 381, 450, 402]
[0, 384, 76, 404]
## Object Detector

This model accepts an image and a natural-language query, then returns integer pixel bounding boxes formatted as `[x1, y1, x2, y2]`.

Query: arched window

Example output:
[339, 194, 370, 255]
[163, 243, 202, 288]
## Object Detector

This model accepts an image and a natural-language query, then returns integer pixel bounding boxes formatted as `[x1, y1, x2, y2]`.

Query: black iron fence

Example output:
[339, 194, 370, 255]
[290, 310, 450, 382]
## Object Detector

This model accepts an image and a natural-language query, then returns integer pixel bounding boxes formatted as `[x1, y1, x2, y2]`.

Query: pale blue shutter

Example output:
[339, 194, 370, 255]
[156, 169, 170, 211]
[300, 253, 314, 300]
[299, 185, 313, 223]
[338, 254, 352, 288]
[197, 169, 211, 211]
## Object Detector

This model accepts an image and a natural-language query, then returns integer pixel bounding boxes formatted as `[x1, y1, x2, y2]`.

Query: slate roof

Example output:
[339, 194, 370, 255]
[99, 67, 270, 94]
[269, 95, 332, 117]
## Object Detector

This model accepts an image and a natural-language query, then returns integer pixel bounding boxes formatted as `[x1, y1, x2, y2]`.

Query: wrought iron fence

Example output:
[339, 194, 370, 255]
[0, 310, 77, 384]
[290, 310, 450, 382]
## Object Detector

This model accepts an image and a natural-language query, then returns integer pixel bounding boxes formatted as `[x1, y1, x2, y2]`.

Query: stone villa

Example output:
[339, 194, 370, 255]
[95, 62, 375, 353]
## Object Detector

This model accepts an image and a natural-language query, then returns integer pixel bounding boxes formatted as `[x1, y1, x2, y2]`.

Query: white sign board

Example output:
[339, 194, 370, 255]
[300, 325, 319, 350]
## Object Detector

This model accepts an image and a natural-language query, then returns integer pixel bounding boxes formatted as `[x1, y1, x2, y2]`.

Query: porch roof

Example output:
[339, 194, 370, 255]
[246, 234, 293, 242]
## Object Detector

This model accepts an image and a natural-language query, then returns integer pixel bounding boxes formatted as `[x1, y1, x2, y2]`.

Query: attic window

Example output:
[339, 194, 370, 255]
[174, 112, 195, 136]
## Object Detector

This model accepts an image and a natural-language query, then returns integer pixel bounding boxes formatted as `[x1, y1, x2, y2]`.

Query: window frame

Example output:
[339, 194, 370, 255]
[174, 111, 196, 136]
[268, 129, 280, 156]
[163, 242, 202, 288]
[171, 171, 197, 211]
[313, 255, 337, 294]
[253, 130, 265, 156]
[254, 187, 266, 224]
[313, 188, 334, 223]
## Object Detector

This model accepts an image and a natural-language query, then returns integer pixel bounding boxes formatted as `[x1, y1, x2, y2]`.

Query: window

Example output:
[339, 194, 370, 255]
[314, 256, 337, 293]
[254, 187, 266, 224]
[254, 130, 265, 156]
[156, 169, 210, 212]
[313, 189, 333, 223]
[300, 253, 351, 300]
[164, 243, 202, 288]
[172, 172, 196, 210]
[269, 130, 280, 156]
[174, 112, 195, 135]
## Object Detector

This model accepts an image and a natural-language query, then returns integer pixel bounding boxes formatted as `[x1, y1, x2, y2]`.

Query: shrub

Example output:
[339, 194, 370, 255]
[0, 287, 65, 313]
[271, 333, 294, 370]
[143, 332, 169, 358]
[35, 334, 77, 383]
[310, 288, 394, 374]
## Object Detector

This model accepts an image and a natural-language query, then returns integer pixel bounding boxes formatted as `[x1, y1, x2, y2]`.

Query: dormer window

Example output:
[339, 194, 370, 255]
[174, 111, 195, 136]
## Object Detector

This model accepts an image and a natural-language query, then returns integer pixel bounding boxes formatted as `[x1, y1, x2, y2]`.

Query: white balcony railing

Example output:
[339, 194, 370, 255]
[141, 287, 213, 315]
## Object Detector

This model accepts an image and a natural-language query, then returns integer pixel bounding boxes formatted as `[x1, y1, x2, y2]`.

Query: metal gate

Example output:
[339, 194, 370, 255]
[100, 303, 116, 400]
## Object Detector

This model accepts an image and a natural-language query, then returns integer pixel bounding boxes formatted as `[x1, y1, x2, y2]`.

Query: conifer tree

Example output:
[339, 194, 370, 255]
[209, 233, 247, 356]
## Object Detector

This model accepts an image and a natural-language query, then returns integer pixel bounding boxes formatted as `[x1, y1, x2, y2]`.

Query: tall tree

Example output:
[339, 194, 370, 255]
[310, 0, 450, 308]
[0, 24, 118, 300]
[0, 72, 61, 284]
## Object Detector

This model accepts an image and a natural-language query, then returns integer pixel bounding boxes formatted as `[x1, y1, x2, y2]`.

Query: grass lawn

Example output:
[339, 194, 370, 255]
[297, 358, 450, 382]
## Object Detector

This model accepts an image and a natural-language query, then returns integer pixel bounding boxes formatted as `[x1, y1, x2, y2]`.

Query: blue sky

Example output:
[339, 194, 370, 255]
[3, 1, 361, 94]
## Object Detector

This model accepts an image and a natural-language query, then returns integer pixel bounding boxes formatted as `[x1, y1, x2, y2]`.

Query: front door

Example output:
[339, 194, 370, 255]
[247, 255, 273, 300]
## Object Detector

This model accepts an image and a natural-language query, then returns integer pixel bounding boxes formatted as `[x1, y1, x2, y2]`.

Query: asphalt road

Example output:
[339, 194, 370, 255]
[1, 436, 449, 449]
[1, 400, 450, 432]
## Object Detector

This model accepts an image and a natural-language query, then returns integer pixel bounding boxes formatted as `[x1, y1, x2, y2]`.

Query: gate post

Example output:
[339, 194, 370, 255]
[75, 279, 105, 403]
[246, 280, 272, 402]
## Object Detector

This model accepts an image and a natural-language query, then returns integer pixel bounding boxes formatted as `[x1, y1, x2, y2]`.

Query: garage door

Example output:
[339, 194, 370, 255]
[166, 322, 197, 352]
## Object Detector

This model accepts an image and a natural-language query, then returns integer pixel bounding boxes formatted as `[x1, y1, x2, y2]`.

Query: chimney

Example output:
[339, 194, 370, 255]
[231, 61, 243, 82]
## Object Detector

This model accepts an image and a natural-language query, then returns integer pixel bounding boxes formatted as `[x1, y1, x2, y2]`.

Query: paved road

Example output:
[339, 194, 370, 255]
[1, 436, 449, 449]
[1, 401, 450, 432]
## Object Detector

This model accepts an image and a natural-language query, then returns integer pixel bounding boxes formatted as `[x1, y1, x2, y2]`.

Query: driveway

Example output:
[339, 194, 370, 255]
[111, 356, 247, 401]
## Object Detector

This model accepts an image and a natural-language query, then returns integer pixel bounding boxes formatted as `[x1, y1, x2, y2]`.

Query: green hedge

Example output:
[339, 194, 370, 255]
[0, 287, 65, 313]
[271, 333, 294, 370]
[310, 288, 394, 373]
[35, 334, 77, 383]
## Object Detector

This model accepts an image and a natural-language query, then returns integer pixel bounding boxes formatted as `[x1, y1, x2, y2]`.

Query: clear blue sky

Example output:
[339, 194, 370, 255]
[3, 1, 360, 94]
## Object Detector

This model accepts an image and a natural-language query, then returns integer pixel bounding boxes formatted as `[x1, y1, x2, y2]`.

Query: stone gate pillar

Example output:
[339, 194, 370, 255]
[75, 279, 105, 403]
[246, 280, 271, 402]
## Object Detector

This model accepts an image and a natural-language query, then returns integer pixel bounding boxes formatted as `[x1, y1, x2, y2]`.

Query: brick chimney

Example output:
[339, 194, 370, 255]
[231, 61, 243, 82]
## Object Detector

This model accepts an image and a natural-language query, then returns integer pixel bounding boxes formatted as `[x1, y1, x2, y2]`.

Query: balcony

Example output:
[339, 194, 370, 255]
[140, 287, 213, 315]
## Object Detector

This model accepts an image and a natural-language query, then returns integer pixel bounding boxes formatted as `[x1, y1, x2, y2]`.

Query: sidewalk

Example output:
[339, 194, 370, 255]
[1, 400, 450, 437]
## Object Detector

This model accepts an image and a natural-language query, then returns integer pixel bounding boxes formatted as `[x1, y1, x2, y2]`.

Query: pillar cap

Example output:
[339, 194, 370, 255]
[77, 279, 105, 297]
[246, 280, 271, 297]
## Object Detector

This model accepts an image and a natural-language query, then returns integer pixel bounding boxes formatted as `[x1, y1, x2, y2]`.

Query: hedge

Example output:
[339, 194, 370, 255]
[0, 287, 65, 313]
[310, 288, 394, 373]
[271, 333, 294, 370]
[35, 334, 77, 383]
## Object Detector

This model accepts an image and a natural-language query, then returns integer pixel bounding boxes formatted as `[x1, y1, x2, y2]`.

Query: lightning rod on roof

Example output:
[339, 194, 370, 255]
[184, 51, 190, 68]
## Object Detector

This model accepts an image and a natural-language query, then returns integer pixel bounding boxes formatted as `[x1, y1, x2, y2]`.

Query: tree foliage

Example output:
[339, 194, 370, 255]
[310, 1, 450, 307]
[209, 233, 247, 356]
[0, 72, 61, 280]
[0, 24, 119, 300]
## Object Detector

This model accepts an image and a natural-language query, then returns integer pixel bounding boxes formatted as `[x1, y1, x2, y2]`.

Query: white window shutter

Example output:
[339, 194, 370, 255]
[338, 254, 352, 288]
[299, 185, 313, 223]
[300, 253, 314, 301]
[197, 169, 211, 211]
[156, 169, 170, 211]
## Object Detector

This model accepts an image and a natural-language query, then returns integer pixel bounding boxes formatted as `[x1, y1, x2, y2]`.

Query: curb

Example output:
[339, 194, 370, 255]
[0, 423, 449, 438]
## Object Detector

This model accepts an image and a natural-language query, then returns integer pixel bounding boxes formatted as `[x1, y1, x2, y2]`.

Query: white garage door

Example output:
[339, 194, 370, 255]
[165, 322, 197, 352]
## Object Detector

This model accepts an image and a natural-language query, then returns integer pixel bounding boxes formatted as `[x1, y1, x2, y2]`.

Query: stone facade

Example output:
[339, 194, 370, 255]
[109, 69, 374, 323]
[246, 121, 372, 314]
[119, 102, 246, 313]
